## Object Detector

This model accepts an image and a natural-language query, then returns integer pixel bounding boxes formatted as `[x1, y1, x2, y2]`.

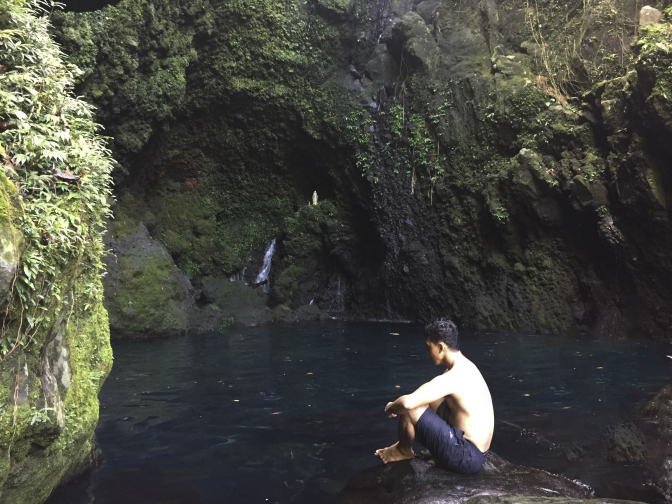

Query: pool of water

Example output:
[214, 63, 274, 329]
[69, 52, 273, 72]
[46, 322, 672, 504]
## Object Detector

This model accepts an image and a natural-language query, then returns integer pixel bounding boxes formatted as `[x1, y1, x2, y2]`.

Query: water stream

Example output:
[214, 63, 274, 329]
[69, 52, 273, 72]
[46, 322, 671, 504]
[255, 239, 276, 293]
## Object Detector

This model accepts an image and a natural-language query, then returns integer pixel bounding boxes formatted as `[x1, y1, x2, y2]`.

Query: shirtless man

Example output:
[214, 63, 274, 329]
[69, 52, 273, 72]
[375, 319, 494, 474]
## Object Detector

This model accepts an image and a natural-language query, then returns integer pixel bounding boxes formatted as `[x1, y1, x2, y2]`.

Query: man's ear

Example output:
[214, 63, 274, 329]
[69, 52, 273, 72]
[438, 341, 447, 354]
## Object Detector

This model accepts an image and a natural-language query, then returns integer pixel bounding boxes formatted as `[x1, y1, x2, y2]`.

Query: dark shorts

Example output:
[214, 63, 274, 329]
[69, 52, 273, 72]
[415, 402, 488, 474]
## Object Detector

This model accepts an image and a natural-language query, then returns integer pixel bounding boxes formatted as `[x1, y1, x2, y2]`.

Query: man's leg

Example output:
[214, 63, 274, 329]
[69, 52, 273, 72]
[375, 405, 428, 463]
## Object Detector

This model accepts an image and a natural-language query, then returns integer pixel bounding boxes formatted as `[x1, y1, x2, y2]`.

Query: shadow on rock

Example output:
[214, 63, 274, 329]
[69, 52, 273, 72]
[337, 451, 600, 504]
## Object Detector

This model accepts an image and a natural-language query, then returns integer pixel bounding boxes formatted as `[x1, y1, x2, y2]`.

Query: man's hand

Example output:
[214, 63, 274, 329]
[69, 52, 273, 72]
[385, 402, 397, 418]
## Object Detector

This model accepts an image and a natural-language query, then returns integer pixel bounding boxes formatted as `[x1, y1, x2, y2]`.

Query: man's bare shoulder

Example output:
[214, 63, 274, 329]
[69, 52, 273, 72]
[442, 354, 486, 385]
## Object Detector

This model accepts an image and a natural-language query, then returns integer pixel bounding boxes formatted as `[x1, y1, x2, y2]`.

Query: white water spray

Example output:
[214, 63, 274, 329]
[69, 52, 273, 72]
[255, 239, 276, 293]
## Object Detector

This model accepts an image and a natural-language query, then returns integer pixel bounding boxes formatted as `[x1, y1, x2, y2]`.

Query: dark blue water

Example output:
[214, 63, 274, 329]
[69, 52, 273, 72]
[47, 322, 672, 504]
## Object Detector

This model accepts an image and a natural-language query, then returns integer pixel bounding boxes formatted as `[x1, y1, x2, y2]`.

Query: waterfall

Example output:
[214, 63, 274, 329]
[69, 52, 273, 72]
[229, 269, 246, 283]
[255, 239, 276, 293]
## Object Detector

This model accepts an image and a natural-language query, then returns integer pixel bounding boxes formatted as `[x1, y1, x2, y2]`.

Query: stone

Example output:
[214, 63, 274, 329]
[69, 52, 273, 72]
[602, 423, 647, 462]
[338, 451, 599, 504]
[570, 176, 609, 207]
[0, 173, 23, 303]
[658, 456, 672, 502]
[465, 496, 645, 504]
[389, 12, 440, 73]
[270, 302, 328, 323]
[315, 0, 352, 21]
[414, 0, 441, 25]
[103, 223, 193, 337]
[639, 6, 662, 26]
[641, 384, 672, 441]
[194, 275, 269, 328]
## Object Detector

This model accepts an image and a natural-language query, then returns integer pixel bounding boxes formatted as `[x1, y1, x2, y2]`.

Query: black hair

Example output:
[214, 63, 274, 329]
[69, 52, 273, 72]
[424, 319, 459, 351]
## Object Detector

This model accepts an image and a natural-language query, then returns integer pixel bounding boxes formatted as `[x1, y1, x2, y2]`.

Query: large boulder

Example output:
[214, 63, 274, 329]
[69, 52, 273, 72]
[389, 12, 440, 73]
[191, 276, 270, 329]
[338, 451, 609, 503]
[103, 223, 193, 337]
[315, 0, 352, 21]
[465, 497, 643, 504]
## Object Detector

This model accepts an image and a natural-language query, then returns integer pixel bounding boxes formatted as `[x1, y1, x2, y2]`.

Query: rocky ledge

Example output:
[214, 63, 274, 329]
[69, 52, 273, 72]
[337, 451, 644, 504]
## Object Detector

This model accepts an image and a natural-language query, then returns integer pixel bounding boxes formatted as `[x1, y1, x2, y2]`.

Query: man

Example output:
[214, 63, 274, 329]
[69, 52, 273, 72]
[375, 319, 494, 474]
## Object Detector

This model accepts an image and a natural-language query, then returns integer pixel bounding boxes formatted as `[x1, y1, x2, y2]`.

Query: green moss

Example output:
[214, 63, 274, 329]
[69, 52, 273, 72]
[272, 264, 304, 306]
[0, 1, 113, 496]
[115, 256, 188, 332]
[0, 173, 21, 223]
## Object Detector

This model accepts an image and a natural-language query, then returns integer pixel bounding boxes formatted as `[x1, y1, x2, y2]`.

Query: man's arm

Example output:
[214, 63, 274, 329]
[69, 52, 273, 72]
[385, 373, 456, 416]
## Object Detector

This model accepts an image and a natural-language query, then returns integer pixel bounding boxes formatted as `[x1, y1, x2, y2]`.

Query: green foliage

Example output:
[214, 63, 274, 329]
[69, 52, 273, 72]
[492, 205, 509, 222]
[390, 104, 405, 136]
[30, 405, 53, 425]
[218, 316, 234, 330]
[0, 0, 112, 355]
[184, 259, 200, 278]
[635, 23, 672, 102]
[345, 109, 374, 178]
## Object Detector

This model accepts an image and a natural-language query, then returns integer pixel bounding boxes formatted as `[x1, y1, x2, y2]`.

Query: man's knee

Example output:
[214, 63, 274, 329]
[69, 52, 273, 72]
[406, 405, 428, 425]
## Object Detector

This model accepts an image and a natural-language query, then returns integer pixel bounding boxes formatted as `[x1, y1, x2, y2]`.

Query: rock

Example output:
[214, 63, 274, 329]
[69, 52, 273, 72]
[639, 6, 662, 26]
[414, 0, 441, 25]
[389, 12, 440, 73]
[315, 0, 352, 21]
[602, 423, 647, 462]
[0, 172, 23, 304]
[270, 302, 328, 323]
[570, 175, 609, 208]
[465, 496, 645, 504]
[658, 456, 672, 502]
[641, 384, 672, 441]
[103, 223, 192, 337]
[194, 275, 269, 328]
[597, 214, 625, 246]
[337, 451, 596, 504]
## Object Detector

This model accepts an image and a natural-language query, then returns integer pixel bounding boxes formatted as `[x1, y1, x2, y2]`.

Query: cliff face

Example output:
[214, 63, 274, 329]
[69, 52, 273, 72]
[53, 0, 672, 339]
[0, 1, 113, 502]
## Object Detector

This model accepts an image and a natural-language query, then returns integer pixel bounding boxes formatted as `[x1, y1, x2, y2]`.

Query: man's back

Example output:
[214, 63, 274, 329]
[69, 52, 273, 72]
[441, 354, 494, 452]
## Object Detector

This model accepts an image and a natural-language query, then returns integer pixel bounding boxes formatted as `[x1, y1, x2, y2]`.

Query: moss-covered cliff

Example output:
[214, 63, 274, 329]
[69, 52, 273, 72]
[0, 0, 113, 501]
[53, 0, 672, 339]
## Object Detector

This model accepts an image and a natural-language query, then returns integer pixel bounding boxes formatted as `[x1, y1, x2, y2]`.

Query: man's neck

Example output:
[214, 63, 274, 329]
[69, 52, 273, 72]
[442, 350, 462, 370]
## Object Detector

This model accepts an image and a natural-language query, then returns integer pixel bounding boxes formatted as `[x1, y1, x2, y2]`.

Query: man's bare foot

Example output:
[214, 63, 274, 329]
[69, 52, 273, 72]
[374, 442, 414, 463]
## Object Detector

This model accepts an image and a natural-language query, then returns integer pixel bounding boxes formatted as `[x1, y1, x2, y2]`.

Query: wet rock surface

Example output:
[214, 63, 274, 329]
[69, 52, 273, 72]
[338, 451, 600, 504]
[639, 384, 672, 502]
[465, 497, 643, 504]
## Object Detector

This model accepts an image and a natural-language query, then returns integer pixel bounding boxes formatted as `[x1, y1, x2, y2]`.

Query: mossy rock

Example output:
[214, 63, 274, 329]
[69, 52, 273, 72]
[272, 264, 305, 306]
[194, 276, 269, 328]
[390, 12, 439, 73]
[103, 224, 191, 337]
[315, 0, 352, 21]
[0, 173, 23, 303]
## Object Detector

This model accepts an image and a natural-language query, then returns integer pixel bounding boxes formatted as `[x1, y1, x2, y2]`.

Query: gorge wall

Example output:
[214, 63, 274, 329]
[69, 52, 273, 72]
[0, 1, 113, 502]
[52, 0, 672, 340]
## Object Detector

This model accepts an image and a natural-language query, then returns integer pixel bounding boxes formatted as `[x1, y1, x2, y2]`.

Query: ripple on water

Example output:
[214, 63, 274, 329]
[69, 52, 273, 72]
[47, 322, 671, 504]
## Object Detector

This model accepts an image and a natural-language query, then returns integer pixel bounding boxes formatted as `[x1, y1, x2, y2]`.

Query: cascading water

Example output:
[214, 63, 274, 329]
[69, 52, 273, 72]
[255, 239, 276, 293]
[229, 269, 246, 283]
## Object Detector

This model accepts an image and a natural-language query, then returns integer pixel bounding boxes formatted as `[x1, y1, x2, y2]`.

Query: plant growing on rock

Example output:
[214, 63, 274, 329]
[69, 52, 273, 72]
[0, 0, 113, 356]
[0, 1, 113, 501]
